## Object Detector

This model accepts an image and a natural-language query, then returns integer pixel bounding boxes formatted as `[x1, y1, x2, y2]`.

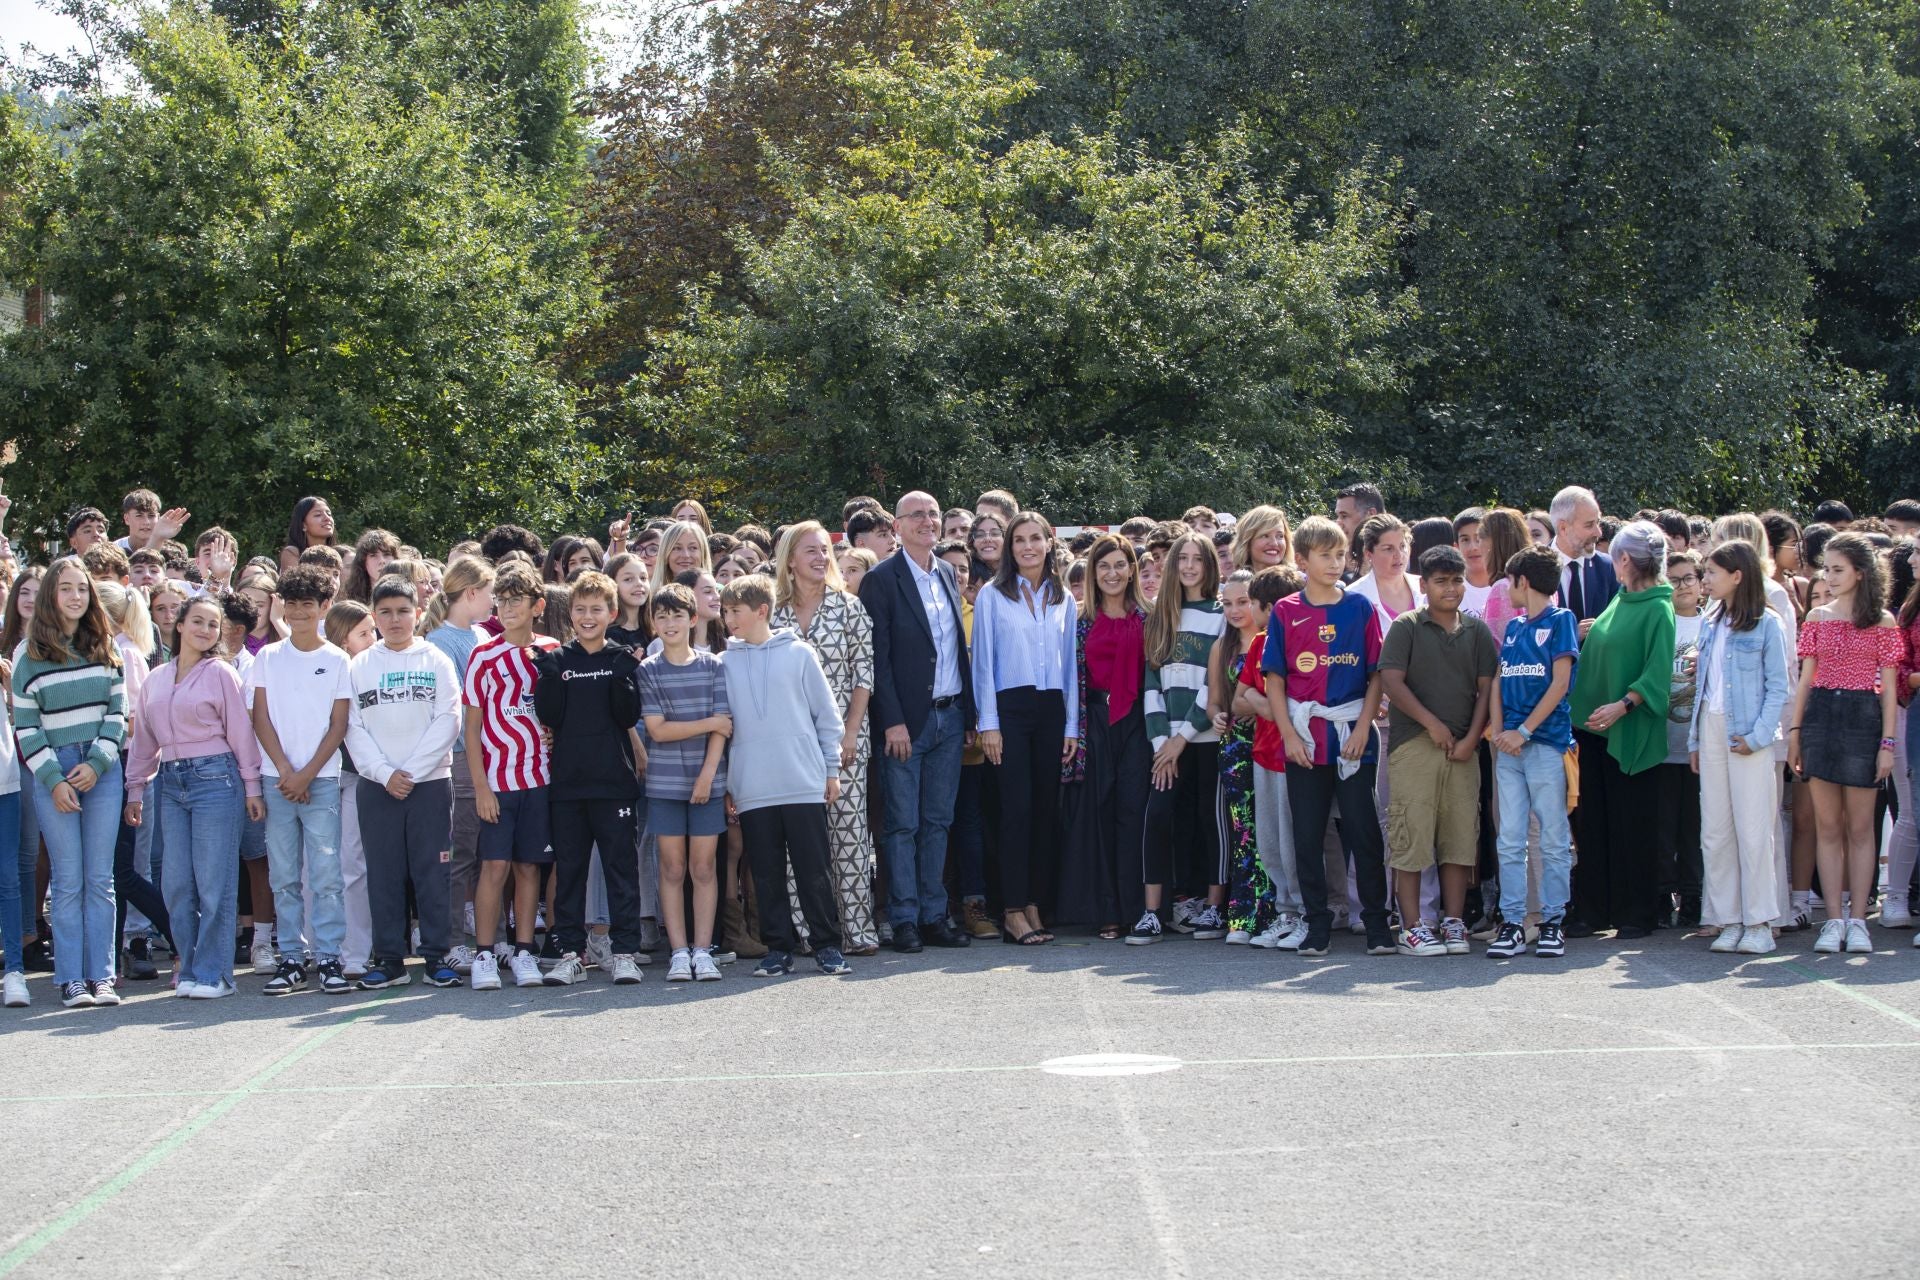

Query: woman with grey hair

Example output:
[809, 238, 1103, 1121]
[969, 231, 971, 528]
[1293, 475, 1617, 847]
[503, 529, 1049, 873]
[1567, 521, 1678, 940]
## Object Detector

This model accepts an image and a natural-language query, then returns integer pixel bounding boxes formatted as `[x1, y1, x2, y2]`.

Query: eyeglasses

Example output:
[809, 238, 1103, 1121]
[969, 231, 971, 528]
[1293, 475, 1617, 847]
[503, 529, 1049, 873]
[899, 510, 940, 521]
[1669, 576, 1698, 587]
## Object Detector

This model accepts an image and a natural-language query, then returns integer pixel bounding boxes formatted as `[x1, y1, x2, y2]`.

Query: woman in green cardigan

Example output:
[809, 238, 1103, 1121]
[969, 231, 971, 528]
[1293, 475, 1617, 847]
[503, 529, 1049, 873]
[1568, 521, 1677, 938]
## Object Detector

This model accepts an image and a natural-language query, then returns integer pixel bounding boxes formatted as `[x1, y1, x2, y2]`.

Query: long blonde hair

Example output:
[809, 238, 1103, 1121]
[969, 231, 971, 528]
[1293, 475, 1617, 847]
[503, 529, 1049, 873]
[1230, 505, 1292, 571]
[418, 556, 496, 634]
[1144, 532, 1220, 667]
[1711, 512, 1777, 578]
[97, 580, 155, 658]
[773, 521, 849, 608]
[649, 520, 713, 595]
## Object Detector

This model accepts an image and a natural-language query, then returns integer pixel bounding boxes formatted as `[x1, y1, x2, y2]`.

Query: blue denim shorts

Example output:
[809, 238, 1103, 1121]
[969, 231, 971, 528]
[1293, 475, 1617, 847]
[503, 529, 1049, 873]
[647, 795, 727, 839]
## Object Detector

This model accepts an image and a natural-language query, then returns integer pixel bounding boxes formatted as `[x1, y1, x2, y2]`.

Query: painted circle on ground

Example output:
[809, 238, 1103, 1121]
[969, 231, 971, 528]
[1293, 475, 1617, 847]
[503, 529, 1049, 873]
[1040, 1053, 1183, 1077]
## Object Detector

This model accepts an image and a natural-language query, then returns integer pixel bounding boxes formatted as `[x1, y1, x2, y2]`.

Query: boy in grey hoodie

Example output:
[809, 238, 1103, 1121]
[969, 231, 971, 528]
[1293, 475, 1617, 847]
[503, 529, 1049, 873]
[719, 574, 851, 977]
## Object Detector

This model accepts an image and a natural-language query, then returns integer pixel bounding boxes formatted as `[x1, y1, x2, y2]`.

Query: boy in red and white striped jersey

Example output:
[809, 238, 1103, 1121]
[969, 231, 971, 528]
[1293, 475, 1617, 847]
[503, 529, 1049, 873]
[462, 562, 560, 990]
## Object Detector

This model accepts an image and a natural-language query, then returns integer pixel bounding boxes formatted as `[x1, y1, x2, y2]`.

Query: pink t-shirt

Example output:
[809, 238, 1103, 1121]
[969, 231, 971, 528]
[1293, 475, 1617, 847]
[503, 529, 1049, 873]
[1799, 618, 1904, 693]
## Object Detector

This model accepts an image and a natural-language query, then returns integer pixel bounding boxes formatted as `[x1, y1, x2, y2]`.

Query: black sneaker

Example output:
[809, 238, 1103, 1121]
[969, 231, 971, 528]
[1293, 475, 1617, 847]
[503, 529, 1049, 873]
[1297, 928, 1331, 958]
[752, 950, 794, 977]
[1124, 911, 1163, 946]
[1534, 923, 1566, 957]
[315, 960, 351, 994]
[263, 960, 309, 995]
[1485, 922, 1527, 958]
[814, 946, 851, 976]
[356, 957, 411, 989]
[124, 937, 159, 980]
[1364, 927, 1396, 956]
[1677, 895, 1702, 929]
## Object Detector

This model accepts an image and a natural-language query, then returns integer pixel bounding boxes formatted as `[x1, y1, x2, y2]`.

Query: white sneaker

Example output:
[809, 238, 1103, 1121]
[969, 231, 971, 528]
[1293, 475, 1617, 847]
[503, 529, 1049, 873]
[469, 951, 501, 990]
[1188, 904, 1228, 940]
[666, 949, 694, 982]
[250, 938, 277, 975]
[1814, 919, 1847, 953]
[1844, 919, 1873, 954]
[1736, 925, 1776, 955]
[609, 953, 643, 984]
[1225, 929, 1252, 945]
[445, 944, 477, 975]
[1879, 897, 1913, 928]
[174, 980, 202, 998]
[1396, 924, 1447, 957]
[1249, 915, 1294, 949]
[542, 952, 586, 985]
[188, 978, 236, 999]
[692, 949, 722, 981]
[1167, 898, 1201, 934]
[1710, 925, 1744, 953]
[509, 951, 544, 988]
[1440, 918, 1470, 955]
[583, 933, 614, 970]
[2, 970, 28, 1007]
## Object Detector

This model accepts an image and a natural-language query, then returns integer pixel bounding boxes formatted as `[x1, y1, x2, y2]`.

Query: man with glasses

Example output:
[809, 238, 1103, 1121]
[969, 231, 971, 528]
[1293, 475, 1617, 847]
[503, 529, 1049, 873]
[858, 491, 976, 951]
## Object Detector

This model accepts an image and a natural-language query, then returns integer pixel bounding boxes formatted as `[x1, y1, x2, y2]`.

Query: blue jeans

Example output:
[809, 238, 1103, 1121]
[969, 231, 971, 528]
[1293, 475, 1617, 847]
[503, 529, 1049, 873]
[1495, 741, 1572, 924]
[265, 777, 345, 962]
[159, 753, 245, 987]
[17, 791, 38, 949]
[0, 791, 21, 971]
[878, 701, 963, 926]
[32, 744, 124, 985]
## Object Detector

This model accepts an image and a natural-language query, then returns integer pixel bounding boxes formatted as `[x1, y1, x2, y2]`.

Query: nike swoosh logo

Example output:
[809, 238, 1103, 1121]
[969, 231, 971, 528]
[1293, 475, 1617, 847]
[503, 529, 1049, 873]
[1289, 616, 1313, 627]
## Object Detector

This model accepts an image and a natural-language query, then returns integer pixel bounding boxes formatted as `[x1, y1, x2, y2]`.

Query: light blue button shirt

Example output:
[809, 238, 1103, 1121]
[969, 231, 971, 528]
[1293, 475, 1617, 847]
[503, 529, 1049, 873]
[905, 551, 963, 700]
[971, 576, 1078, 739]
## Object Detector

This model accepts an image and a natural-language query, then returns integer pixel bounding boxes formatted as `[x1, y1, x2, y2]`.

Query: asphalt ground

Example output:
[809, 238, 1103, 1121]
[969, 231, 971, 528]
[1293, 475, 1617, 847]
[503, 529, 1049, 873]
[2, 926, 1919, 1279]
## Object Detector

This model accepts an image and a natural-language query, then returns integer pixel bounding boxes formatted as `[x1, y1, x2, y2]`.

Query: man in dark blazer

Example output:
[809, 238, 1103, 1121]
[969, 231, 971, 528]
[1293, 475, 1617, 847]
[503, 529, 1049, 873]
[859, 490, 976, 953]
[1551, 484, 1618, 639]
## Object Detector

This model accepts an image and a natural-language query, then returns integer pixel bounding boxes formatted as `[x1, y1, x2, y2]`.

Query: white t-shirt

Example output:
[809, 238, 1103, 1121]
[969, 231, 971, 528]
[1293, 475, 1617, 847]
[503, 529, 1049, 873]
[1461, 581, 1493, 620]
[244, 638, 355, 778]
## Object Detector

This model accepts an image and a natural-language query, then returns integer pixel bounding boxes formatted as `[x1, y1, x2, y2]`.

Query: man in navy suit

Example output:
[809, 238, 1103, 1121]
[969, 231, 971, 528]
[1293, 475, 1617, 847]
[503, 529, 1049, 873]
[859, 490, 976, 952]
[1551, 485, 1617, 640]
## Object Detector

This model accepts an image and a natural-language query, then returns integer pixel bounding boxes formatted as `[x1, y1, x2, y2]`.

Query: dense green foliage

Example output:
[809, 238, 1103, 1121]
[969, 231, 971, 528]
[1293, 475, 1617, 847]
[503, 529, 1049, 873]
[3, 0, 1918, 542]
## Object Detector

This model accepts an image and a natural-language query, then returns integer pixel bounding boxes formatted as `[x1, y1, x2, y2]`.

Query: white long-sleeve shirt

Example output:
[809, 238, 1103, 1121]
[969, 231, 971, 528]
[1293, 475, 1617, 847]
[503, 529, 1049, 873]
[345, 639, 461, 786]
[971, 577, 1077, 739]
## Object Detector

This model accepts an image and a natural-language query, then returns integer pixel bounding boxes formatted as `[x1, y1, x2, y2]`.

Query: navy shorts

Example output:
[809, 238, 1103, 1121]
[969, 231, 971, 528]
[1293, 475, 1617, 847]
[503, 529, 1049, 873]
[477, 786, 554, 864]
[647, 795, 728, 839]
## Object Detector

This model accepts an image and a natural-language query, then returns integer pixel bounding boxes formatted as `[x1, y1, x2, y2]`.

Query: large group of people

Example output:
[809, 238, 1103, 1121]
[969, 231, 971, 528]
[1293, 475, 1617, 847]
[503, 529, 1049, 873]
[1, 480, 1916, 1011]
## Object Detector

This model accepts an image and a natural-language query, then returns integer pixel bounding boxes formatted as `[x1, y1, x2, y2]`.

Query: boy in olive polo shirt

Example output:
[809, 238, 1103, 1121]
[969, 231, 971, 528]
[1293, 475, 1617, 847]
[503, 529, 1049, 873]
[1378, 545, 1498, 956]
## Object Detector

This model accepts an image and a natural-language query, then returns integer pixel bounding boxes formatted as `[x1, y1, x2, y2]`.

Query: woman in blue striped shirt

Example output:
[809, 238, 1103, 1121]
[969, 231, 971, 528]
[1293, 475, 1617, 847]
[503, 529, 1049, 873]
[13, 559, 128, 1008]
[974, 512, 1078, 945]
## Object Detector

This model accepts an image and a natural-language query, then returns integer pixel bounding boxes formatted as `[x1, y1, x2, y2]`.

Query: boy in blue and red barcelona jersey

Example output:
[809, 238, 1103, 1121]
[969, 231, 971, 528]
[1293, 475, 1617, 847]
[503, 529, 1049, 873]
[1262, 516, 1391, 958]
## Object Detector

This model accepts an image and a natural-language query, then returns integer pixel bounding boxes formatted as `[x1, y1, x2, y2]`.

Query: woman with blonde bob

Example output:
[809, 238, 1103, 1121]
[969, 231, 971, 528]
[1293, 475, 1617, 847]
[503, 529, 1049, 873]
[650, 520, 713, 597]
[772, 521, 879, 953]
[1230, 505, 1292, 573]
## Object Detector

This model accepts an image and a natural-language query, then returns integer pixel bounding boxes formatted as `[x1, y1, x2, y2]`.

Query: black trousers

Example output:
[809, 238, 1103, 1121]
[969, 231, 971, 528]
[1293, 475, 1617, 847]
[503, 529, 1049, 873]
[992, 686, 1066, 910]
[551, 796, 643, 955]
[1142, 739, 1225, 890]
[1653, 761, 1703, 898]
[114, 817, 172, 949]
[359, 778, 452, 962]
[740, 803, 840, 953]
[1286, 757, 1389, 936]
[1064, 691, 1149, 925]
[1572, 733, 1662, 930]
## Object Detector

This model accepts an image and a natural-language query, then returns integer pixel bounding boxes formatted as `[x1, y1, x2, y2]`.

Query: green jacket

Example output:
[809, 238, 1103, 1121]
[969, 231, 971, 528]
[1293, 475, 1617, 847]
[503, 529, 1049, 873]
[1569, 583, 1676, 775]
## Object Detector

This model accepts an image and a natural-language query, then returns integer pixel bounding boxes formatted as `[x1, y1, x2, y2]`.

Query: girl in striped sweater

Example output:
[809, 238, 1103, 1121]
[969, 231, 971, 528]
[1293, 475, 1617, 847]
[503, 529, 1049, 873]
[14, 558, 128, 1008]
[1130, 532, 1229, 943]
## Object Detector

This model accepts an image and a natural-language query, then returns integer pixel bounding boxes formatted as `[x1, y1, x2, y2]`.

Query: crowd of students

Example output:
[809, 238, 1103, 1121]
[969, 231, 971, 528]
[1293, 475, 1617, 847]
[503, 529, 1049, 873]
[0, 482, 1915, 1010]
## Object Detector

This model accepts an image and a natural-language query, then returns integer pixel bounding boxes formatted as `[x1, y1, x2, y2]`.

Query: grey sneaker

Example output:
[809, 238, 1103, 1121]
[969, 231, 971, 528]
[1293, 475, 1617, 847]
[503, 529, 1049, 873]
[583, 933, 614, 970]
[543, 952, 586, 985]
[1440, 918, 1471, 955]
[666, 949, 694, 982]
[609, 953, 644, 984]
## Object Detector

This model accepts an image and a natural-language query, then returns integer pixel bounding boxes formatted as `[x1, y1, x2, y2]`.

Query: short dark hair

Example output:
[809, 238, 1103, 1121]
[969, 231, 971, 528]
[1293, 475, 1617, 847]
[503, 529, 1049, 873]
[277, 565, 336, 604]
[66, 506, 107, 538]
[1505, 545, 1562, 596]
[371, 578, 418, 608]
[128, 547, 165, 569]
[1117, 516, 1155, 539]
[1452, 506, 1487, 534]
[1813, 499, 1855, 525]
[1654, 509, 1692, 542]
[1210, 528, 1235, 549]
[1250, 564, 1301, 608]
[1068, 530, 1099, 556]
[1417, 545, 1467, 578]
[1802, 522, 1837, 566]
[845, 508, 893, 541]
[219, 589, 258, 630]
[1885, 499, 1920, 525]
[649, 583, 696, 618]
[933, 539, 968, 560]
[1409, 517, 1456, 565]
[121, 489, 161, 516]
[1336, 482, 1385, 514]
[841, 496, 884, 527]
[480, 524, 544, 564]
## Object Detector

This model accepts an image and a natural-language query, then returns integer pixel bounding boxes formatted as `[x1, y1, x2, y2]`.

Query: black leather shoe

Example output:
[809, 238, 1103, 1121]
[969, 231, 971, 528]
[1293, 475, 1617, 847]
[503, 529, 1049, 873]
[124, 937, 158, 980]
[1563, 919, 1598, 938]
[891, 922, 923, 953]
[1614, 924, 1652, 940]
[921, 920, 971, 948]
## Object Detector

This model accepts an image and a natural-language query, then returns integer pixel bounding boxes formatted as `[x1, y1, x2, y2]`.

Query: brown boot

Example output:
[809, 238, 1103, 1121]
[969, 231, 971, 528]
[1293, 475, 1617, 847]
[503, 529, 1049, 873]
[961, 897, 999, 940]
[724, 896, 767, 959]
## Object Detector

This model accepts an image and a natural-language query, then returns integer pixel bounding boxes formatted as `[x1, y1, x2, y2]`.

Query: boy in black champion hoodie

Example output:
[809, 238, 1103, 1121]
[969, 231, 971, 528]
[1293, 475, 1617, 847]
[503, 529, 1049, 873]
[533, 570, 648, 986]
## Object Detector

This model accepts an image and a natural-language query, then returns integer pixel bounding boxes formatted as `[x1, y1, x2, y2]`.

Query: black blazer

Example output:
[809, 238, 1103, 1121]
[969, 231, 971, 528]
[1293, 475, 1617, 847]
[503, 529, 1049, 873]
[860, 550, 976, 741]
[1562, 551, 1620, 624]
